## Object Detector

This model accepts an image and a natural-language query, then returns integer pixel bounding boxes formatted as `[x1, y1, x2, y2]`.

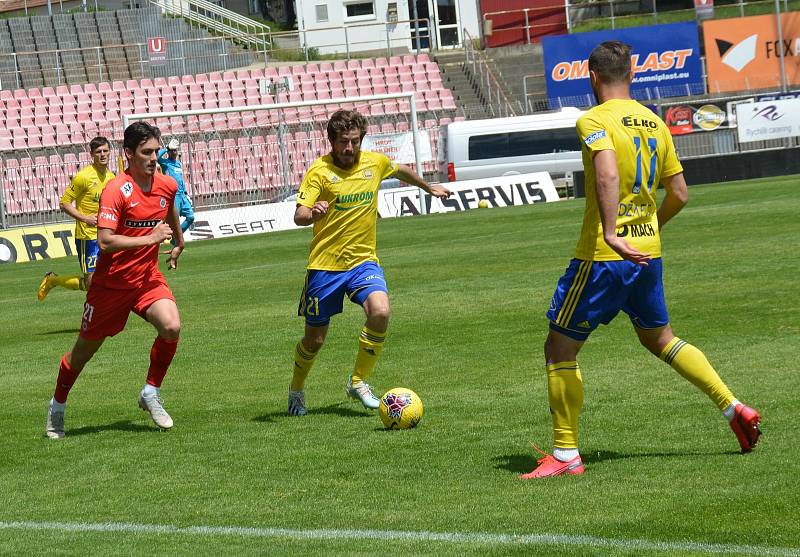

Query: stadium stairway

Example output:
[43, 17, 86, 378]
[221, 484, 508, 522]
[481, 44, 548, 113]
[433, 50, 490, 120]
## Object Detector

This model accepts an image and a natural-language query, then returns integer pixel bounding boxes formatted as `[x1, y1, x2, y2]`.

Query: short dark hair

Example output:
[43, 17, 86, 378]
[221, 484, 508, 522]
[123, 121, 161, 153]
[588, 41, 632, 85]
[327, 109, 368, 142]
[88, 136, 110, 153]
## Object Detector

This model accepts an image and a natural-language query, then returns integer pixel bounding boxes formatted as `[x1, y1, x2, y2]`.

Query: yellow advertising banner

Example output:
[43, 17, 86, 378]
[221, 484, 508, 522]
[704, 12, 800, 93]
[0, 223, 77, 264]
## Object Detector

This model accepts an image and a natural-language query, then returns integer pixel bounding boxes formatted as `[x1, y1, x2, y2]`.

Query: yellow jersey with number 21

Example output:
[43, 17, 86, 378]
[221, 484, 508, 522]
[297, 150, 398, 271]
[574, 98, 683, 261]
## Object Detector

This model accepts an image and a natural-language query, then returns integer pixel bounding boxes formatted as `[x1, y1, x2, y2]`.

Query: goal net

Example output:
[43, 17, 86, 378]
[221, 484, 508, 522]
[123, 92, 443, 233]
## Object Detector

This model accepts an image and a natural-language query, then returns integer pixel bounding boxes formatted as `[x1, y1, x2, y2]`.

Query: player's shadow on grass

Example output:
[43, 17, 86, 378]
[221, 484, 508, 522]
[66, 420, 157, 437]
[495, 449, 739, 473]
[39, 328, 81, 335]
[253, 402, 373, 423]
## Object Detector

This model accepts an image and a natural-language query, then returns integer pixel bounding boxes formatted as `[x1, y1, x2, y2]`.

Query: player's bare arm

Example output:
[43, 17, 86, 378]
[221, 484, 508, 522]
[593, 149, 651, 265]
[294, 201, 329, 226]
[657, 172, 689, 230]
[395, 165, 452, 199]
[161, 202, 184, 270]
[60, 200, 97, 227]
[97, 223, 172, 253]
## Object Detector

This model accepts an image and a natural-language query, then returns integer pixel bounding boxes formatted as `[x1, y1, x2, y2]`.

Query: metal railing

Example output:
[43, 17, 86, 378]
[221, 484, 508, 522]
[0, 34, 260, 90]
[150, 0, 271, 51]
[463, 28, 518, 118]
[289, 18, 432, 61]
[2, 0, 99, 15]
[0, 20, 436, 90]
[482, 6, 568, 45]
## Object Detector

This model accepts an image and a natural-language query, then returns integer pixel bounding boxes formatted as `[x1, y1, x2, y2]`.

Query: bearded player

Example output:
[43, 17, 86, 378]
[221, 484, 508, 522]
[45, 122, 184, 439]
[287, 109, 451, 416]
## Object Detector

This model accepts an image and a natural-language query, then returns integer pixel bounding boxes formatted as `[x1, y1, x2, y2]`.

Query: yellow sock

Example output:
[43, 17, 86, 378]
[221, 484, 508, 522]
[351, 326, 385, 385]
[290, 341, 318, 391]
[547, 361, 583, 449]
[51, 275, 86, 291]
[660, 338, 735, 411]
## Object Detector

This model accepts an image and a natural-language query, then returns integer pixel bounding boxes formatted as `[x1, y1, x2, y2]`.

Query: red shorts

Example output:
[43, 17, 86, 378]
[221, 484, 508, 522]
[80, 276, 176, 340]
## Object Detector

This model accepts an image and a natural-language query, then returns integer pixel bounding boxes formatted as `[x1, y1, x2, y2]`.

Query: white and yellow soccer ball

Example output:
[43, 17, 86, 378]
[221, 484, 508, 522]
[379, 388, 423, 430]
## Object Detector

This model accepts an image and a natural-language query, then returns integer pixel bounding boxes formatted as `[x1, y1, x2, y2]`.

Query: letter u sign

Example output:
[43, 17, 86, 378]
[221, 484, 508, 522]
[148, 37, 166, 54]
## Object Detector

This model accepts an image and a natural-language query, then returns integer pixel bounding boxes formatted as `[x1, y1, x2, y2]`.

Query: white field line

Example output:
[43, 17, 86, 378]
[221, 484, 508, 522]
[0, 521, 797, 556]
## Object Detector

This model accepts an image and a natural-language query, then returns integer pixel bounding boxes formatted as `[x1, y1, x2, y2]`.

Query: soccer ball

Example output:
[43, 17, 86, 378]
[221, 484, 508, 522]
[477, 199, 490, 209]
[379, 388, 423, 430]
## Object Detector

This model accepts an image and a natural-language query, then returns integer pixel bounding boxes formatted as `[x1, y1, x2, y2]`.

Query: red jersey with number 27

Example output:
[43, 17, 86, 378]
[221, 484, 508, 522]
[94, 171, 178, 289]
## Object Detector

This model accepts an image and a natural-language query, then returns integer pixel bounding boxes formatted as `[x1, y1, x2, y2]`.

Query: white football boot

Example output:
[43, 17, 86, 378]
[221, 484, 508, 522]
[45, 399, 65, 439]
[138, 390, 174, 429]
[345, 377, 380, 409]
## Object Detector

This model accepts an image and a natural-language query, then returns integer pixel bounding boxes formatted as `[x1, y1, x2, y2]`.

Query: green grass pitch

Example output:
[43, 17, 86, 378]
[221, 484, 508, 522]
[0, 176, 798, 556]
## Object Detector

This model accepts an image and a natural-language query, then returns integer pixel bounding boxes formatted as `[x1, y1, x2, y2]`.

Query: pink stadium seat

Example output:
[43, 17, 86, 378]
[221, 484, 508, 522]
[181, 74, 195, 85]
[13, 88, 28, 99]
[319, 62, 333, 73]
[333, 60, 347, 72]
[441, 96, 456, 110]
[195, 73, 209, 84]
[278, 65, 292, 77]
[346, 59, 360, 70]
[417, 53, 431, 63]
[209, 71, 223, 82]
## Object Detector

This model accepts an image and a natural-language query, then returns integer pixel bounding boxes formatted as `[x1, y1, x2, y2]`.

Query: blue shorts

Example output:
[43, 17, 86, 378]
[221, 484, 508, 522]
[76, 239, 100, 274]
[298, 261, 388, 326]
[547, 258, 669, 341]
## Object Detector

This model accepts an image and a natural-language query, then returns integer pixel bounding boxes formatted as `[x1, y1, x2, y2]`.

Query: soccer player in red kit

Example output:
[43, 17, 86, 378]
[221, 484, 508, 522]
[45, 121, 185, 438]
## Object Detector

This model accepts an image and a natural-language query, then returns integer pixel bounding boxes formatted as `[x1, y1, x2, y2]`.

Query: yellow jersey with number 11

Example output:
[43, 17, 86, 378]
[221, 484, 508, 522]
[574, 98, 683, 261]
[297, 150, 398, 271]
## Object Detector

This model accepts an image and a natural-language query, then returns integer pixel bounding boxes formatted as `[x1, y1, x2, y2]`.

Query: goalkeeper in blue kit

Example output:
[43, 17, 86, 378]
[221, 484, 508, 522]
[158, 138, 195, 235]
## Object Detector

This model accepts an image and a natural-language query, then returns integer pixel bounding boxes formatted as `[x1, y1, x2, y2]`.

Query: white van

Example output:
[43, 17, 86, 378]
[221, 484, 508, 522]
[441, 108, 586, 182]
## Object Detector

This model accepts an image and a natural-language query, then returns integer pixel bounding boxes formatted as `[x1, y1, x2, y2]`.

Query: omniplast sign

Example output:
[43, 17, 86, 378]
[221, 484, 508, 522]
[704, 12, 800, 93]
[542, 22, 703, 105]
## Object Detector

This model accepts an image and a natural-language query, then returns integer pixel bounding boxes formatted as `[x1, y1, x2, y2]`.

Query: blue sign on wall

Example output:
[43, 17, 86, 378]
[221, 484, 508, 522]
[542, 22, 704, 108]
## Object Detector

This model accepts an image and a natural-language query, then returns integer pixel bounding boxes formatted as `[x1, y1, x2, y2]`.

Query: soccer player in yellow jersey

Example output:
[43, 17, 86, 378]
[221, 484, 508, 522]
[38, 137, 114, 301]
[287, 109, 451, 416]
[522, 41, 761, 478]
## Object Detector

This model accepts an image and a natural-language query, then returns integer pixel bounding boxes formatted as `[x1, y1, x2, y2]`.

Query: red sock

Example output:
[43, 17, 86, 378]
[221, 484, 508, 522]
[54, 353, 83, 403]
[146, 336, 179, 388]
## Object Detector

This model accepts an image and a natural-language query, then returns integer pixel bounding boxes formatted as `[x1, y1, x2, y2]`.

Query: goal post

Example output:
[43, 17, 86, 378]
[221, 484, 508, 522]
[122, 92, 435, 220]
